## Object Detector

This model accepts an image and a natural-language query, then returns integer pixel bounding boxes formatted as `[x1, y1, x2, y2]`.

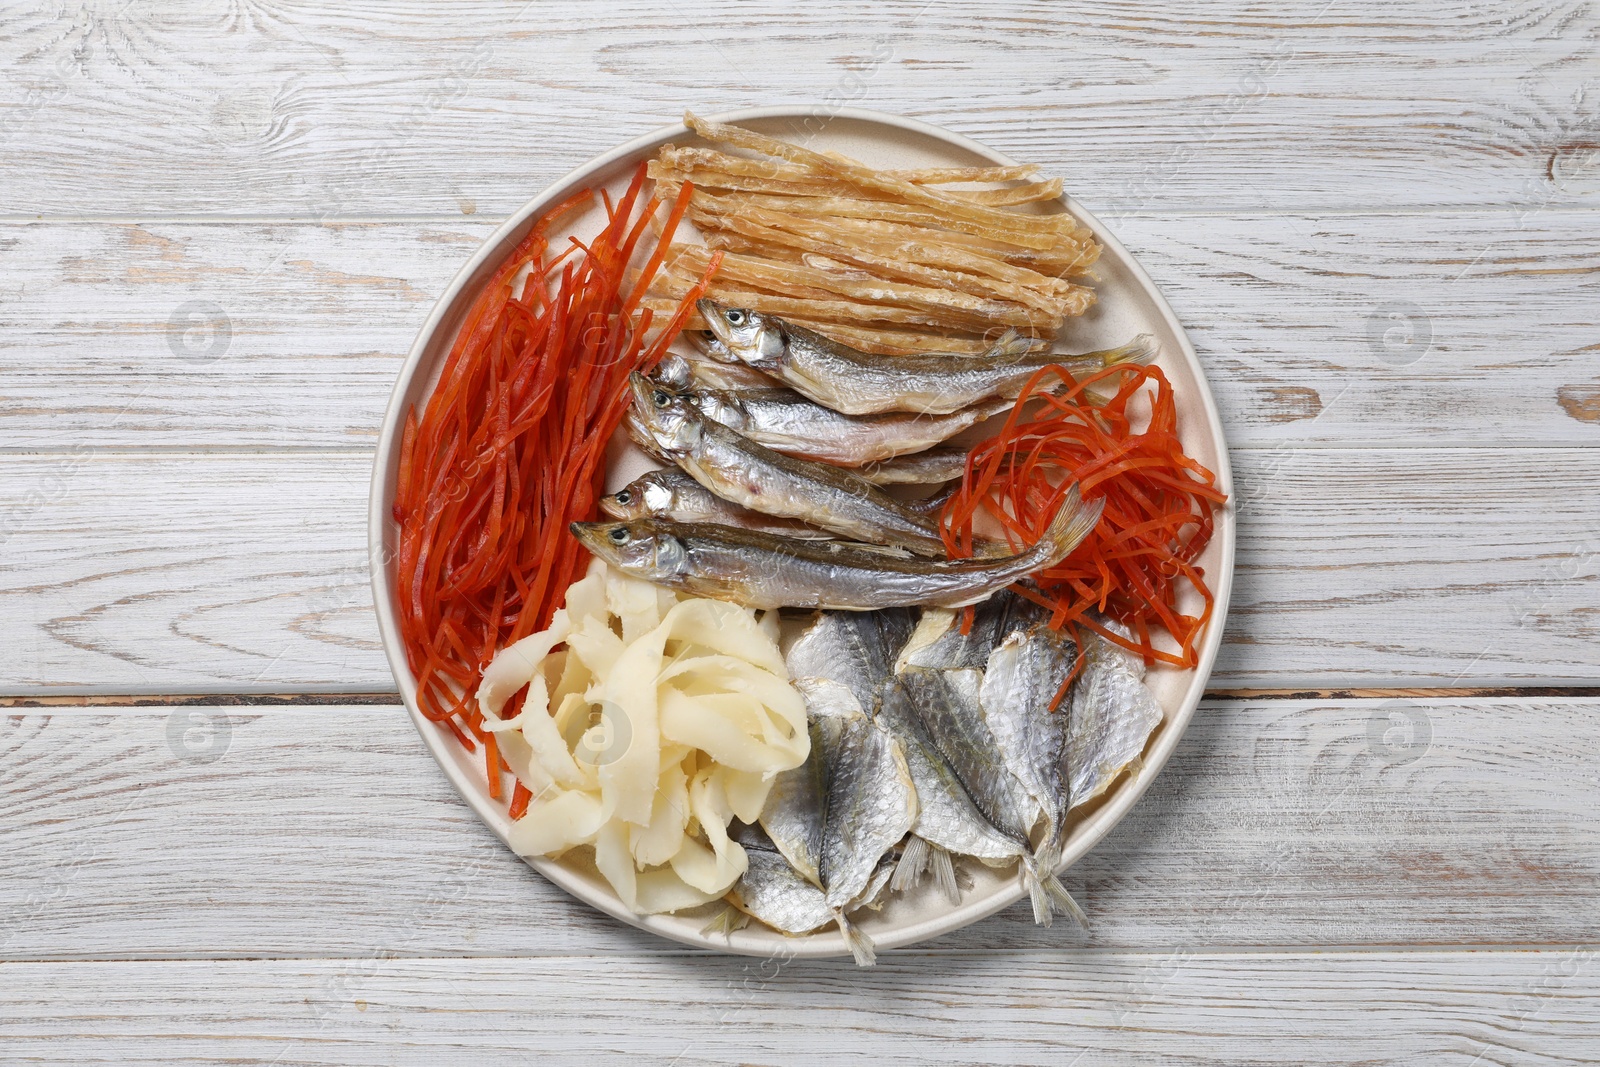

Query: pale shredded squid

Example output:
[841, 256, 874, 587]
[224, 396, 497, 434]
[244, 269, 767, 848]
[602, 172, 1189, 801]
[475, 559, 809, 914]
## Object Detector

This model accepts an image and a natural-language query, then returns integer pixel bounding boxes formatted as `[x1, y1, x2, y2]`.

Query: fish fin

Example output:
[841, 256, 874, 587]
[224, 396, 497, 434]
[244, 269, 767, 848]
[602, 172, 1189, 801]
[1022, 856, 1090, 929]
[982, 328, 1035, 363]
[836, 911, 878, 967]
[700, 904, 751, 938]
[1034, 484, 1106, 569]
[890, 835, 931, 894]
[903, 480, 959, 517]
[1102, 334, 1158, 368]
[929, 844, 961, 905]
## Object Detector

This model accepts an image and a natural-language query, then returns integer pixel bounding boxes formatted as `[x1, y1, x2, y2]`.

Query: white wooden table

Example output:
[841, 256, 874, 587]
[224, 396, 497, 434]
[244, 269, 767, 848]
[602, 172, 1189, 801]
[3, 3, 1597, 1062]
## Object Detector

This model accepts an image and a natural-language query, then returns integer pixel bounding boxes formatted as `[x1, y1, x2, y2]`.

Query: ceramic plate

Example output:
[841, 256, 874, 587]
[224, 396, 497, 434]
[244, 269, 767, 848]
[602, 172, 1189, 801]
[369, 107, 1235, 958]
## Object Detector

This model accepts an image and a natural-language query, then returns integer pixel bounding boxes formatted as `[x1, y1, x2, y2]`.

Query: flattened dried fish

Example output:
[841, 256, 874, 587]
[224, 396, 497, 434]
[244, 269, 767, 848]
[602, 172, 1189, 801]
[819, 705, 916, 965]
[1067, 619, 1163, 808]
[785, 607, 917, 716]
[981, 623, 1076, 864]
[878, 676, 1021, 902]
[899, 666, 1084, 927]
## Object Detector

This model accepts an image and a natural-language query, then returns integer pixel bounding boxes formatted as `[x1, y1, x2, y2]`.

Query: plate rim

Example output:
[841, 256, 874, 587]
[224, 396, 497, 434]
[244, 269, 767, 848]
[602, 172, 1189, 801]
[368, 105, 1236, 959]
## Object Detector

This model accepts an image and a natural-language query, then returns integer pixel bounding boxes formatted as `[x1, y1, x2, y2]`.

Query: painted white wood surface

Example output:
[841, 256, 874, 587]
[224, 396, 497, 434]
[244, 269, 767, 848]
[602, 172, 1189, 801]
[1, 1, 1596, 217]
[2, 1, 1597, 1062]
[2, 950, 1596, 1065]
[2, 700, 1596, 962]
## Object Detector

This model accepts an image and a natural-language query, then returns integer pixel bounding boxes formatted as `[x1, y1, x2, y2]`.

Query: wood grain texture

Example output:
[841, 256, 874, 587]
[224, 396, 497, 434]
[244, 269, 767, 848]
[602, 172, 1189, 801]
[3, 211, 1597, 451]
[2, 449, 1596, 693]
[3, 699, 1596, 961]
[1, 1, 1596, 218]
[1, 950, 1595, 1065]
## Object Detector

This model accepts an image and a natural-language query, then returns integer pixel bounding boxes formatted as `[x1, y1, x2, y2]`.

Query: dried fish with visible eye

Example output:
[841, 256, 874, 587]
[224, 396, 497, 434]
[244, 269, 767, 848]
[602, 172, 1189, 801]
[601, 468, 834, 539]
[656, 348, 780, 393]
[700, 299, 1153, 416]
[624, 373, 950, 556]
[570, 485, 1103, 611]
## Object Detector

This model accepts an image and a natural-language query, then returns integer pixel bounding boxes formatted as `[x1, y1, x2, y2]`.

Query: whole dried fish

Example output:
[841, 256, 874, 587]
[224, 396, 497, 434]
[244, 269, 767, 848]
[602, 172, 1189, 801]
[785, 607, 917, 716]
[570, 485, 1103, 611]
[601, 468, 834, 539]
[1066, 619, 1163, 808]
[684, 381, 1014, 467]
[625, 373, 949, 556]
[700, 299, 1153, 416]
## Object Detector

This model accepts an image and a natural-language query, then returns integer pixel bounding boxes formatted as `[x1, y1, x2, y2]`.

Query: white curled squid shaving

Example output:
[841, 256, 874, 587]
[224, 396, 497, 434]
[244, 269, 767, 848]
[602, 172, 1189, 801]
[475, 558, 809, 914]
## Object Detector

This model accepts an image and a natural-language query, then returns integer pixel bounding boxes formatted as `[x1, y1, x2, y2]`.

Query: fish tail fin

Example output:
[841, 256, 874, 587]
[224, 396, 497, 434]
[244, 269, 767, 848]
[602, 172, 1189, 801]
[890, 834, 931, 894]
[1033, 484, 1106, 569]
[836, 911, 878, 967]
[903, 480, 960, 517]
[929, 844, 961, 905]
[1101, 333, 1158, 368]
[700, 904, 750, 938]
[1022, 855, 1090, 930]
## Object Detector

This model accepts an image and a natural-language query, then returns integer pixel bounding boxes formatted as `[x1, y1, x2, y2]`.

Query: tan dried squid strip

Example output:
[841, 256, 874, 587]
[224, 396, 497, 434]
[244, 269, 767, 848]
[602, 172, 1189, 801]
[683, 189, 1098, 272]
[691, 206, 1072, 317]
[885, 164, 1039, 183]
[679, 182, 1077, 252]
[646, 268, 1049, 335]
[684, 111, 1089, 241]
[664, 149, 1062, 205]
[670, 244, 1058, 331]
[692, 201, 1087, 299]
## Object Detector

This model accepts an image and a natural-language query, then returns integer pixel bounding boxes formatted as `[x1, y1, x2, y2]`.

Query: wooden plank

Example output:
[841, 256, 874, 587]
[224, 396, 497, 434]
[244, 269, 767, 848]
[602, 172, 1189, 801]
[1, 448, 1595, 693]
[2, 1, 1595, 217]
[2, 211, 1597, 451]
[2, 699, 1596, 960]
[1, 950, 1595, 1064]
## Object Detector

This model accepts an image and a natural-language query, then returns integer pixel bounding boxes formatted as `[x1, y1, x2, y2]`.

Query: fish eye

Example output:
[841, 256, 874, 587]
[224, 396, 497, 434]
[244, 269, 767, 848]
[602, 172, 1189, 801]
[652, 390, 671, 408]
[725, 309, 747, 327]
[608, 526, 629, 543]
[614, 490, 631, 505]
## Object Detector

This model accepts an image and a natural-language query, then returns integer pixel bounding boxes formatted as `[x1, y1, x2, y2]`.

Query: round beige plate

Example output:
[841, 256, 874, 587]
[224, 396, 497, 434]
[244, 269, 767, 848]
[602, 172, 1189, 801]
[369, 107, 1235, 959]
